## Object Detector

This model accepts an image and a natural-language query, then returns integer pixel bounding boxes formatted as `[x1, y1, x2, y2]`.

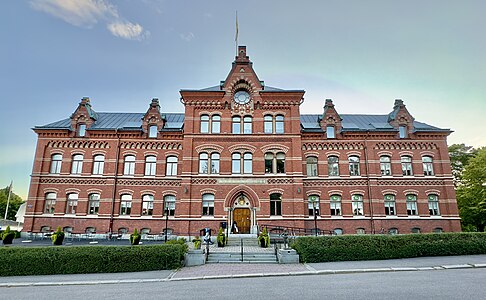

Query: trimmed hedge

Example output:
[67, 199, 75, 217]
[292, 232, 486, 263]
[0, 244, 187, 276]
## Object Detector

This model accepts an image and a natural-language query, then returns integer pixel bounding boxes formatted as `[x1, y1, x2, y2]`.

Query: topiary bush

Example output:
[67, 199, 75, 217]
[130, 228, 141, 245]
[51, 226, 65, 246]
[258, 227, 270, 248]
[192, 236, 201, 249]
[292, 232, 486, 263]
[217, 228, 226, 247]
[2, 226, 15, 245]
[0, 244, 187, 276]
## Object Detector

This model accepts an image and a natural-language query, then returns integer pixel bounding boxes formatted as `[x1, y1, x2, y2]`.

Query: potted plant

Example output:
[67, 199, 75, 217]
[130, 228, 141, 245]
[258, 227, 270, 248]
[192, 236, 201, 249]
[51, 226, 65, 246]
[2, 226, 15, 245]
[217, 228, 225, 247]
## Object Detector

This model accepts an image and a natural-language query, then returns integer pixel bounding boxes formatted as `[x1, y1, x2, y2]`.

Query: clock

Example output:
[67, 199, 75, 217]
[234, 90, 250, 105]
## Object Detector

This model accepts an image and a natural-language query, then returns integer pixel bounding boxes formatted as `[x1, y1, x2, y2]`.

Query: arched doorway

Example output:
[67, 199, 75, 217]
[231, 193, 252, 234]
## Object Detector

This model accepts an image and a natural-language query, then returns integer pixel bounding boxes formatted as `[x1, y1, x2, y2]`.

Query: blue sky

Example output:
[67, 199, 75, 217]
[1, 0, 485, 199]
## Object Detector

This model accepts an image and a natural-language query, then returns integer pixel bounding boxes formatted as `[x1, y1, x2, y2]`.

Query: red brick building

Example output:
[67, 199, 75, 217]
[24, 46, 460, 237]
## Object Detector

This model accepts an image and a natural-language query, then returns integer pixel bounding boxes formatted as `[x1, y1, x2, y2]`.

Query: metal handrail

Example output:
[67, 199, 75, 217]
[240, 238, 243, 262]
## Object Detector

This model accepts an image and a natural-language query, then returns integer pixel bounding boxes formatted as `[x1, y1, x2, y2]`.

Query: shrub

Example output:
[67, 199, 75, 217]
[0, 244, 187, 276]
[51, 226, 65, 246]
[2, 226, 15, 245]
[292, 232, 486, 263]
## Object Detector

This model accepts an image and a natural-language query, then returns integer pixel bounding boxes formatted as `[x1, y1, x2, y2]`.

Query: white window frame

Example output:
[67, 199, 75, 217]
[50, 154, 62, 174]
[144, 155, 157, 176]
[71, 154, 84, 174]
[44, 193, 56, 214]
[92, 154, 105, 175]
[166, 156, 178, 176]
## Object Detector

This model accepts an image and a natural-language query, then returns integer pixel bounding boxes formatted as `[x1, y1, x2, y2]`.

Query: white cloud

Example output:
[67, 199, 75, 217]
[30, 0, 148, 41]
[180, 32, 195, 42]
[107, 22, 149, 41]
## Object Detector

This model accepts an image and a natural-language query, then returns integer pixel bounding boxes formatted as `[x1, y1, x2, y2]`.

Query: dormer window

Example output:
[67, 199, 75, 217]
[399, 125, 407, 139]
[326, 126, 335, 139]
[77, 124, 86, 137]
[149, 125, 158, 138]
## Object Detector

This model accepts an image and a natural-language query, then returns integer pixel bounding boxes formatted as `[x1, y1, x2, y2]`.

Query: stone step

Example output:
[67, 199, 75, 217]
[207, 252, 277, 264]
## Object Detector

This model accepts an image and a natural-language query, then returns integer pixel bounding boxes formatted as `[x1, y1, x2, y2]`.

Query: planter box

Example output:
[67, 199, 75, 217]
[184, 249, 205, 266]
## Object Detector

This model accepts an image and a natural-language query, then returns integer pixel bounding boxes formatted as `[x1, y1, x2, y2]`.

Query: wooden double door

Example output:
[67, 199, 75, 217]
[233, 208, 251, 234]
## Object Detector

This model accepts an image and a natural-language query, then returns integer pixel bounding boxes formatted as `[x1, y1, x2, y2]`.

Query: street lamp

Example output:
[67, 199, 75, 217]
[309, 196, 318, 236]
[164, 207, 169, 243]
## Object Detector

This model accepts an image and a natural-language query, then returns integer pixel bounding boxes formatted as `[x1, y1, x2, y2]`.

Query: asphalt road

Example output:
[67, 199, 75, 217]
[2, 268, 484, 300]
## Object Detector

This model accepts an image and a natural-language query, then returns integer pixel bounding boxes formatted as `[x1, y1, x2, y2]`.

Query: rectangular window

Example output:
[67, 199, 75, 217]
[66, 193, 78, 214]
[243, 153, 252, 174]
[306, 157, 318, 177]
[407, 201, 417, 215]
[399, 126, 407, 139]
[88, 194, 100, 215]
[211, 115, 221, 133]
[264, 115, 273, 134]
[164, 195, 176, 216]
[326, 126, 335, 138]
[200, 115, 209, 133]
[44, 193, 56, 214]
[232, 116, 241, 134]
[149, 125, 158, 138]
[328, 156, 339, 176]
[352, 195, 364, 216]
[270, 194, 282, 216]
[275, 115, 284, 134]
[243, 117, 252, 134]
[77, 124, 86, 137]
[202, 194, 214, 216]
[276, 153, 285, 173]
[232, 153, 241, 174]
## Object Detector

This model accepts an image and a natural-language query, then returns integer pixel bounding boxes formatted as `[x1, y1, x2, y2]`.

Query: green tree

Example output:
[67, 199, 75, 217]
[0, 186, 24, 220]
[448, 143, 477, 186]
[456, 147, 486, 232]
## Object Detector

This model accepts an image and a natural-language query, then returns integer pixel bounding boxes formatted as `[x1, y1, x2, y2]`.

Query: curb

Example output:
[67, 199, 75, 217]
[1, 263, 485, 288]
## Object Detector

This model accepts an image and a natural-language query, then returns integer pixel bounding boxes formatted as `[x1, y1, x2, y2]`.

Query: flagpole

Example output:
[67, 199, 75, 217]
[4, 181, 13, 220]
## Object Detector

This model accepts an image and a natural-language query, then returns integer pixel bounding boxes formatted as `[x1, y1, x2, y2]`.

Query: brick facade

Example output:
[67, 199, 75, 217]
[23, 46, 461, 236]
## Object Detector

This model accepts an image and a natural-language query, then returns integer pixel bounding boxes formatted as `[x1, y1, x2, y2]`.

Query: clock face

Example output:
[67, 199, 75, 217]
[234, 90, 250, 104]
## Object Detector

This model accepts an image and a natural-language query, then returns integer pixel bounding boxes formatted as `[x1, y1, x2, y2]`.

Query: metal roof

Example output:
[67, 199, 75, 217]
[300, 114, 449, 132]
[36, 112, 448, 133]
[35, 112, 184, 131]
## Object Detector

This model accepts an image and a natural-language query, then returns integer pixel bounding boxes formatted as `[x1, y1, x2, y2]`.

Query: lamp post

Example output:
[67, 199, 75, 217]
[310, 196, 318, 236]
[165, 207, 169, 243]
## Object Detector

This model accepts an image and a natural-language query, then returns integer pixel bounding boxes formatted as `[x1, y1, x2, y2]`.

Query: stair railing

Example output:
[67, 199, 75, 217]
[240, 238, 244, 262]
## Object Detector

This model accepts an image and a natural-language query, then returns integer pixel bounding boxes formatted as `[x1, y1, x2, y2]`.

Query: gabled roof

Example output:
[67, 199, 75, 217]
[35, 112, 185, 131]
[300, 114, 450, 133]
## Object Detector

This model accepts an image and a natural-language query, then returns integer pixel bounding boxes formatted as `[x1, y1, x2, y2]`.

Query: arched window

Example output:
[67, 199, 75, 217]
[356, 228, 366, 234]
[199, 153, 209, 174]
[384, 194, 396, 216]
[352, 194, 364, 216]
[243, 153, 252, 174]
[275, 115, 284, 134]
[243, 116, 252, 134]
[423, 156, 434, 176]
[144, 155, 156, 176]
[270, 193, 282, 216]
[164, 195, 176, 216]
[44, 192, 56, 214]
[120, 194, 132, 215]
[264, 115, 273, 134]
[202, 194, 214, 216]
[71, 154, 83, 174]
[142, 194, 154, 216]
[211, 115, 221, 133]
[210, 153, 220, 174]
[66, 193, 78, 214]
[232, 153, 241, 174]
[433, 227, 443, 233]
[306, 156, 318, 177]
[406, 194, 418, 215]
[330, 195, 342, 216]
[388, 228, 399, 235]
[328, 156, 339, 176]
[399, 125, 407, 139]
[380, 156, 392, 176]
[349, 156, 360, 176]
[232, 116, 241, 134]
[411, 227, 421, 234]
[123, 155, 136, 175]
[166, 156, 178, 176]
[88, 193, 100, 215]
[428, 194, 440, 215]
[148, 125, 158, 138]
[50, 154, 63, 174]
[92, 154, 105, 175]
[401, 156, 413, 176]
[200, 115, 209, 133]
[308, 195, 320, 216]
[333, 228, 343, 235]
[276, 153, 285, 173]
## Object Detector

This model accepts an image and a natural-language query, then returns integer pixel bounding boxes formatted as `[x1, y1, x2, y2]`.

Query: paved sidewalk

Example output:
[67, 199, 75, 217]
[1, 255, 485, 287]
